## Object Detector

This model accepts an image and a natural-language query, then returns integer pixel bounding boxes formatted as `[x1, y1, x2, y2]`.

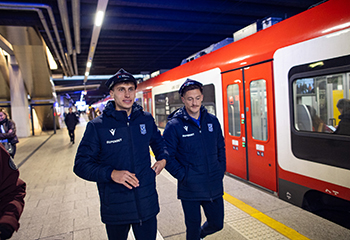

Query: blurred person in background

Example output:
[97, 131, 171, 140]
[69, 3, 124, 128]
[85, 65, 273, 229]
[0, 109, 19, 158]
[64, 107, 79, 144]
[0, 144, 26, 239]
[334, 98, 350, 135]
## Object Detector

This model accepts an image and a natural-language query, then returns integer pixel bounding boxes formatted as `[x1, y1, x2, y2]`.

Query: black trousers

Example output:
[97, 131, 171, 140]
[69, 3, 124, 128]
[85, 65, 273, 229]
[105, 216, 157, 240]
[181, 197, 224, 240]
[68, 129, 75, 142]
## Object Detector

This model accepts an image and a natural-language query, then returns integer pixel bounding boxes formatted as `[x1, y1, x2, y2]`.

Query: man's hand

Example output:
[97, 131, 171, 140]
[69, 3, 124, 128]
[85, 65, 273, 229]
[152, 159, 166, 175]
[111, 170, 139, 189]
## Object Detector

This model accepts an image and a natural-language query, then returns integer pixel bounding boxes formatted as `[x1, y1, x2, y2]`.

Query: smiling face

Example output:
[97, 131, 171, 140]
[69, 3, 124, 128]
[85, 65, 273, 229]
[109, 82, 136, 115]
[181, 88, 203, 119]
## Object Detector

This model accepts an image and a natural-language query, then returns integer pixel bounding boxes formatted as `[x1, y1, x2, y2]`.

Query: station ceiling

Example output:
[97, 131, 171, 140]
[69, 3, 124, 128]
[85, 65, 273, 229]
[0, 0, 324, 105]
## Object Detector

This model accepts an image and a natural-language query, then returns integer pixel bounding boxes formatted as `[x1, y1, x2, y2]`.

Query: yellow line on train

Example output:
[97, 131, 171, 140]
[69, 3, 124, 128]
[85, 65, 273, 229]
[223, 192, 310, 240]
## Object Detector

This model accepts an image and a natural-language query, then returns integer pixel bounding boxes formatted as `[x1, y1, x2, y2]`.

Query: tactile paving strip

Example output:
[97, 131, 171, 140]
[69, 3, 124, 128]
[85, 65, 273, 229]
[224, 201, 289, 240]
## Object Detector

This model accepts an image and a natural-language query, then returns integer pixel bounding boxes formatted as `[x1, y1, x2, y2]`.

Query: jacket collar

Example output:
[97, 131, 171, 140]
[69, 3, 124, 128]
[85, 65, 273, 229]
[168, 105, 207, 123]
[103, 101, 143, 120]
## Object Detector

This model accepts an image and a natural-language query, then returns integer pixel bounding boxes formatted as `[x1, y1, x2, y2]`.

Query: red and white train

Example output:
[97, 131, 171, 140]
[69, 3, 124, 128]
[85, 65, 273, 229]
[96, 0, 350, 225]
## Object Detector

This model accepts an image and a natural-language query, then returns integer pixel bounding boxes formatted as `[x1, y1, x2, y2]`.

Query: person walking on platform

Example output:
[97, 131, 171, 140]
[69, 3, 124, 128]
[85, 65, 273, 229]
[88, 107, 97, 120]
[0, 108, 19, 158]
[0, 144, 26, 240]
[74, 68, 167, 240]
[163, 79, 226, 240]
[64, 107, 79, 144]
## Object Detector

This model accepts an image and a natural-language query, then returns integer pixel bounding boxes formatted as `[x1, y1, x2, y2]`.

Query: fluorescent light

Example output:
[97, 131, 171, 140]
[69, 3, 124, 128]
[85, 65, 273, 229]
[85, 72, 90, 77]
[95, 11, 105, 26]
[46, 46, 58, 70]
[87, 62, 92, 68]
[309, 61, 324, 68]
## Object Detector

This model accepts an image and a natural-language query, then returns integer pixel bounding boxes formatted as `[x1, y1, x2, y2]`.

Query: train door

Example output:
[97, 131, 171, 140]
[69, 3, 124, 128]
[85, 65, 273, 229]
[222, 69, 247, 179]
[223, 61, 277, 191]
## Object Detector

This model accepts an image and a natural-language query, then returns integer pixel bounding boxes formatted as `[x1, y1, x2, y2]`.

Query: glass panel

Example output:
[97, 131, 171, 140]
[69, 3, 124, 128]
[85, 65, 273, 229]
[293, 73, 350, 135]
[227, 84, 241, 136]
[148, 98, 152, 113]
[205, 105, 216, 115]
[144, 98, 148, 112]
[250, 80, 268, 141]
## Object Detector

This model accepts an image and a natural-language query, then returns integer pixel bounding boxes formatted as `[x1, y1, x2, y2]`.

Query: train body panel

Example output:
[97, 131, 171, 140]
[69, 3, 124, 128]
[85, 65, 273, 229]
[108, 0, 350, 220]
[274, 26, 350, 202]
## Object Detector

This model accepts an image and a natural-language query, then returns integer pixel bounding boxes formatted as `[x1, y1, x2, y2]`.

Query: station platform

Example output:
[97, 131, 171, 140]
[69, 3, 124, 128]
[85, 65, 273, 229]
[10, 115, 350, 240]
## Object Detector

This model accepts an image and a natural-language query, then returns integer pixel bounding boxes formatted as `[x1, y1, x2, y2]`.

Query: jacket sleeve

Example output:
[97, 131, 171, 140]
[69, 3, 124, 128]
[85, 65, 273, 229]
[73, 122, 114, 183]
[149, 119, 168, 161]
[216, 119, 226, 173]
[0, 121, 16, 140]
[163, 121, 186, 181]
[0, 147, 26, 232]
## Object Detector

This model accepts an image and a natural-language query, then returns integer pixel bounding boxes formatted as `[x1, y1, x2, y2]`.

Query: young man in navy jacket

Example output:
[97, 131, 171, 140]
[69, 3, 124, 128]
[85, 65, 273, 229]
[74, 69, 167, 240]
[163, 79, 226, 240]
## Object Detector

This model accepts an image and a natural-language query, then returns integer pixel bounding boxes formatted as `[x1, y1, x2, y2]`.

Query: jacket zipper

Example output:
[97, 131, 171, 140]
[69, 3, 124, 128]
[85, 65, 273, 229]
[127, 119, 142, 224]
[198, 118, 214, 201]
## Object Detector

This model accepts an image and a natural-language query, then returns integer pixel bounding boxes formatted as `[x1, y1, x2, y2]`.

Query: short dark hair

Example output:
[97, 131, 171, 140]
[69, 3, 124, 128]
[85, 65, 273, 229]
[337, 98, 350, 114]
[179, 79, 203, 96]
[181, 84, 203, 96]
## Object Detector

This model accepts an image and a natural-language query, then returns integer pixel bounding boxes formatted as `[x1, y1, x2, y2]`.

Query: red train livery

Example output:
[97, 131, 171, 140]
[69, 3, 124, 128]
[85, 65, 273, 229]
[101, 0, 350, 225]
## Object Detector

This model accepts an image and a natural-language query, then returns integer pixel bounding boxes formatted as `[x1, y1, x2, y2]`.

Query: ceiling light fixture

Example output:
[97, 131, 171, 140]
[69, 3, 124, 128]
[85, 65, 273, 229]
[83, 0, 109, 83]
[95, 11, 104, 26]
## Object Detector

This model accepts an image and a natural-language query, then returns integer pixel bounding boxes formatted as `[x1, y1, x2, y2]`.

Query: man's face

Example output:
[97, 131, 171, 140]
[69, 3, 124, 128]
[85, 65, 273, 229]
[110, 82, 136, 114]
[181, 88, 203, 117]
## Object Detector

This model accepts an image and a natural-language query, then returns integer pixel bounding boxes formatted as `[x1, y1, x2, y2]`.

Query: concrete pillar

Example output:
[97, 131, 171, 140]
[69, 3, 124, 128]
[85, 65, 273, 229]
[8, 55, 30, 137]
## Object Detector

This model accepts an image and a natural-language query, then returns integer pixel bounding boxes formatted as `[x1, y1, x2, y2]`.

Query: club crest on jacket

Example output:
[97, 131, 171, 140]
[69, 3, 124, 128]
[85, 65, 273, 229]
[208, 123, 213, 132]
[140, 124, 146, 135]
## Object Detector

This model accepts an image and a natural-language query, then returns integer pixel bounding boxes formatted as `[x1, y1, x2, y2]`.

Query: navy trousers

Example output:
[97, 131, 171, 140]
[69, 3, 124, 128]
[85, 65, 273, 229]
[68, 129, 75, 143]
[105, 216, 157, 240]
[181, 196, 224, 240]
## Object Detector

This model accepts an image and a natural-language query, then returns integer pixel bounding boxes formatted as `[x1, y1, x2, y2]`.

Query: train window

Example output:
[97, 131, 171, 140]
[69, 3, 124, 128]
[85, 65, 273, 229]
[289, 55, 350, 170]
[135, 98, 142, 106]
[154, 84, 216, 128]
[250, 80, 268, 141]
[148, 98, 152, 113]
[293, 73, 349, 135]
[226, 84, 241, 136]
[144, 98, 148, 112]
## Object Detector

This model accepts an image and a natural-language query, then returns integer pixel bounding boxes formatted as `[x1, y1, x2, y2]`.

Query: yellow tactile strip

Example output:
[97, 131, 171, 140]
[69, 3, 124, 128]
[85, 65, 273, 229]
[223, 192, 310, 240]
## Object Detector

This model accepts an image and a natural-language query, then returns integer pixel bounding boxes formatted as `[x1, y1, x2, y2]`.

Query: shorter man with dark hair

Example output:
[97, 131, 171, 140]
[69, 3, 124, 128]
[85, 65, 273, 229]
[0, 144, 26, 240]
[163, 78, 226, 240]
